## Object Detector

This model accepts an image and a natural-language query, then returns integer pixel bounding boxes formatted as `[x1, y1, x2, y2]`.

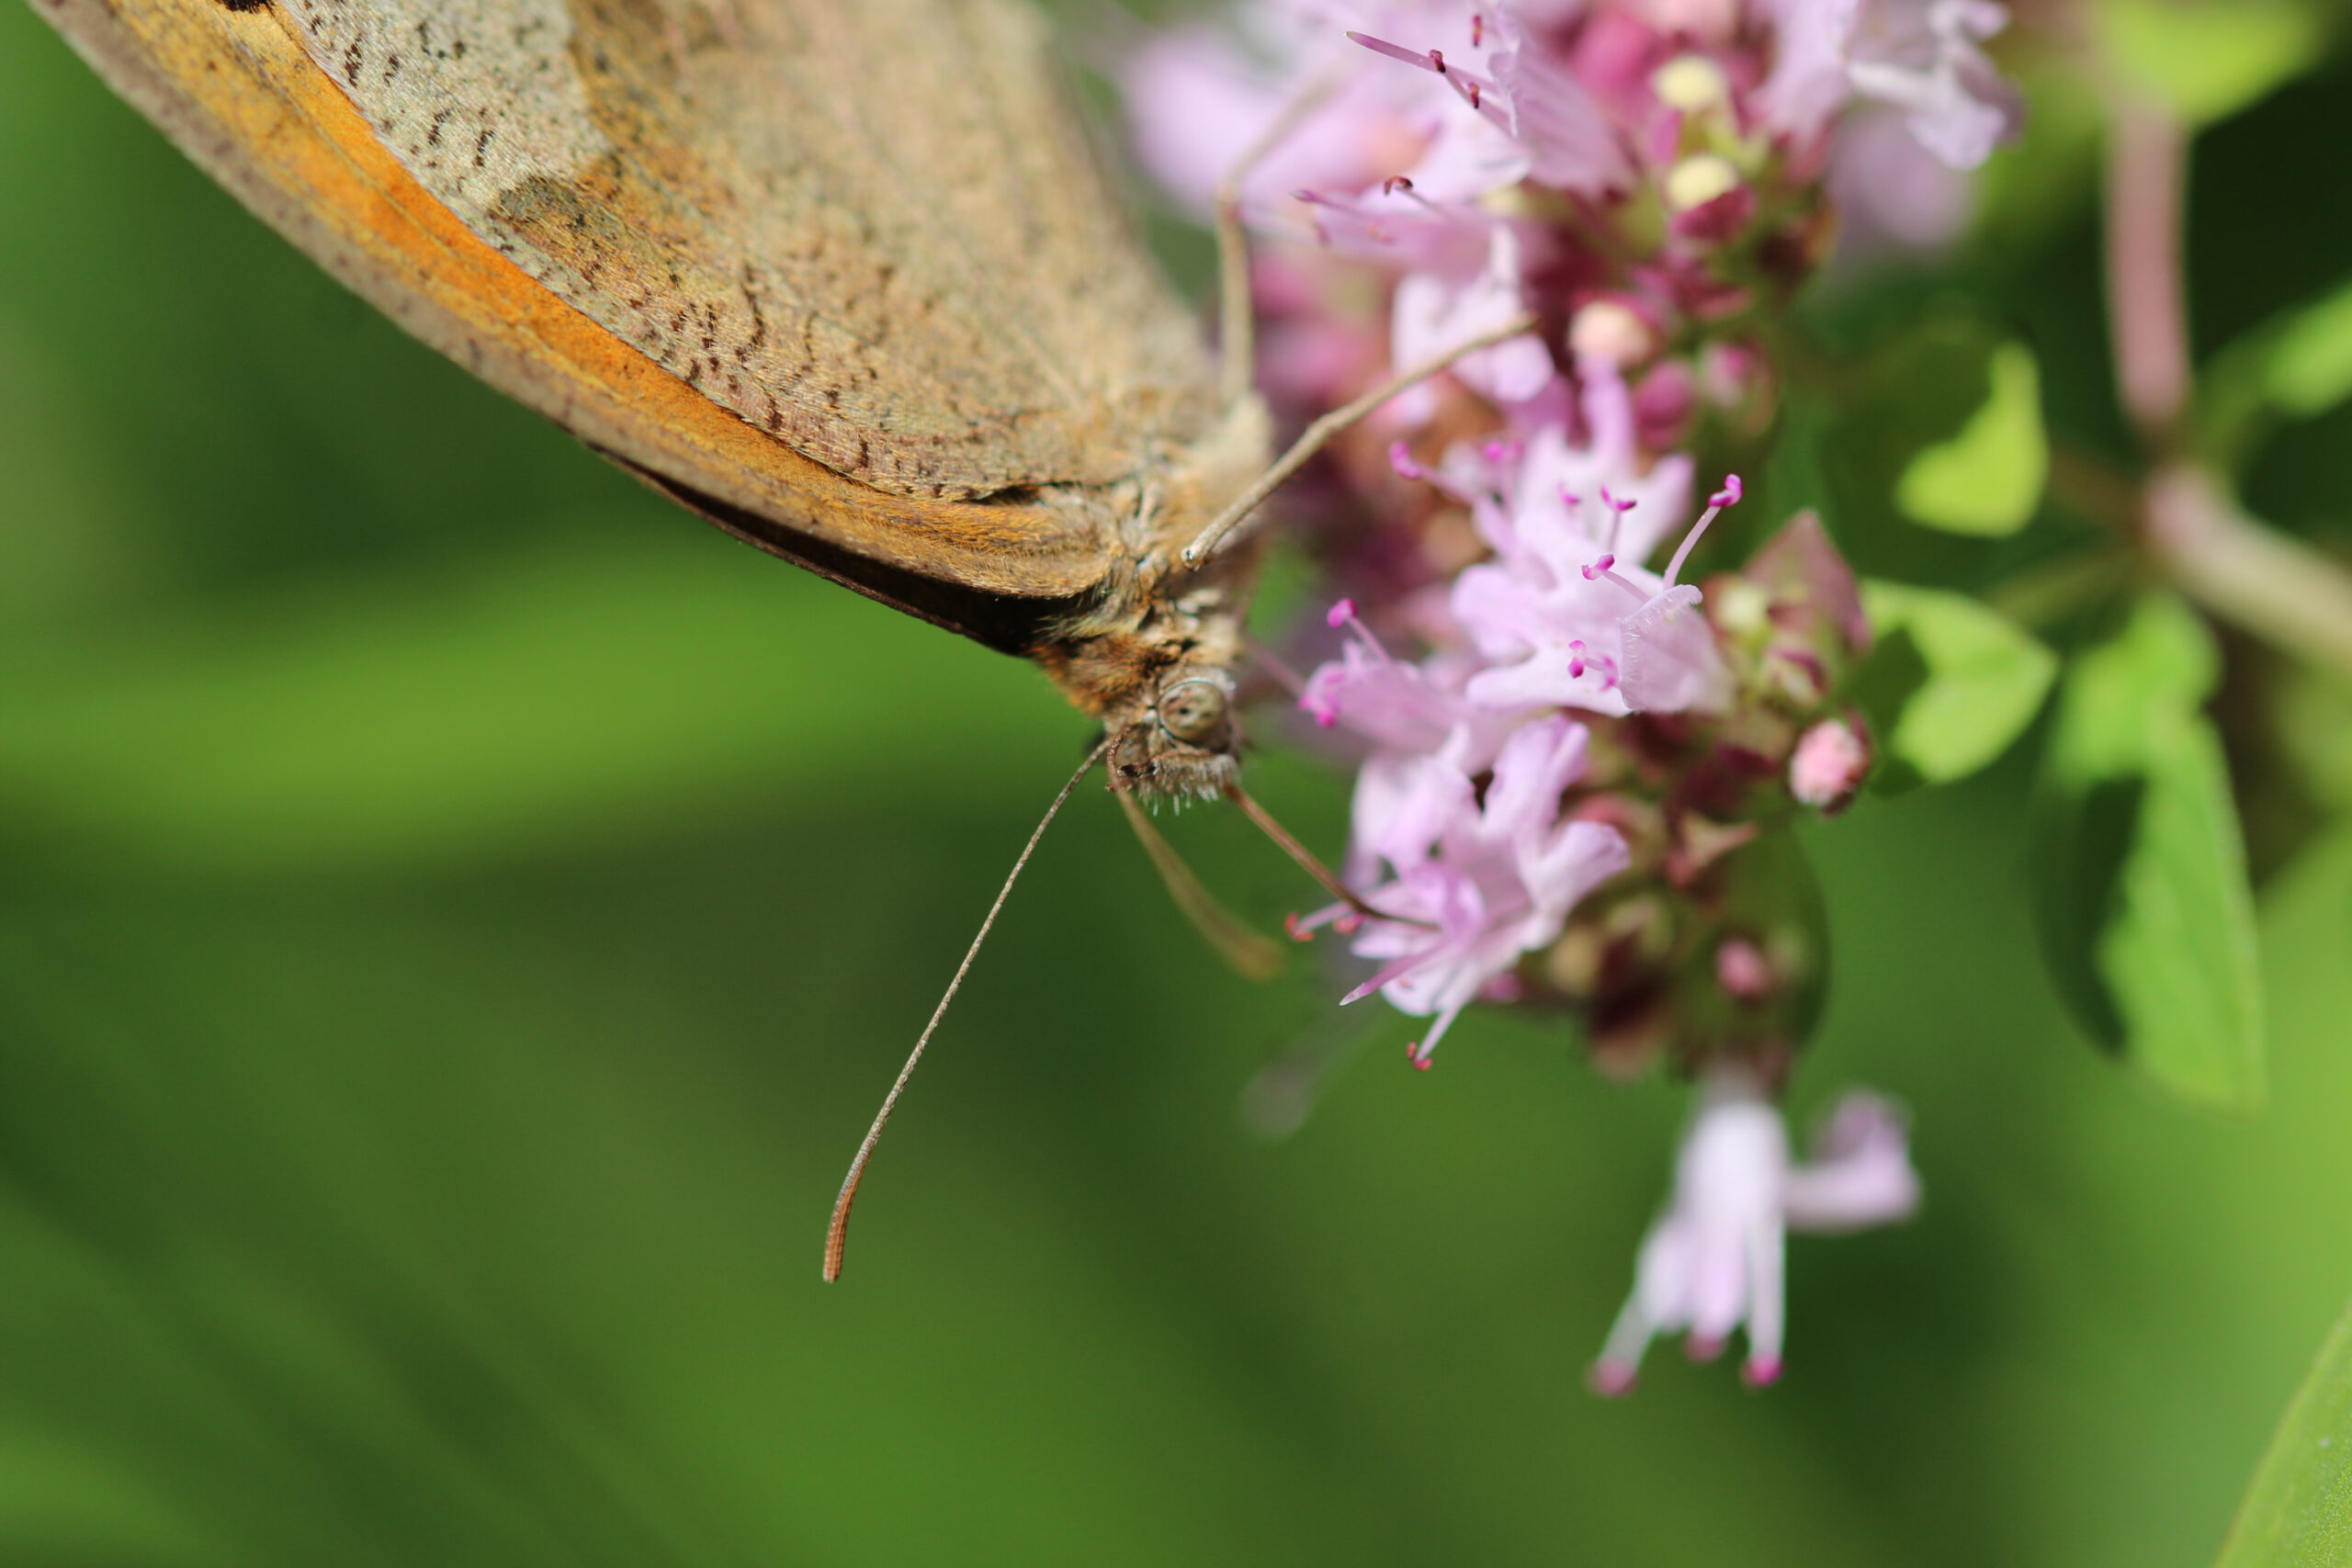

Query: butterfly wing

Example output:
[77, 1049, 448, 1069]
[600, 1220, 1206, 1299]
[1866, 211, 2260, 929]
[36, 0, 1216, 645]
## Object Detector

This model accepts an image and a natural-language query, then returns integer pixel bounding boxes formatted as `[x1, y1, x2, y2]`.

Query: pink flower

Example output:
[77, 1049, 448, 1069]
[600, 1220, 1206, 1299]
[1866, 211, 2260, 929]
[1346, 9, 1633, 197]
[1300, 599, 1525, 756]
[1754, 0, 1863, 147]
[1438, 417, 1739, 716]
[1825, 104, 1978, 257]
[1120, 6, 1443, 220]
[1334, 716, 1630, 1064]
[1590, 1067, 1920, 1393]
[1755, 0, 2020, 170]
[1843, 0, 2023, 169]
[1387, 226, 1555, 417]
[1300, 600, 1534, 883]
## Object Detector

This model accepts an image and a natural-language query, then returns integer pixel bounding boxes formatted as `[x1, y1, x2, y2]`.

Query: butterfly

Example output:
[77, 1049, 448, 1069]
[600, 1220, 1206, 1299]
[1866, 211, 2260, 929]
[38, 0, 1286, 794]
[35, 0, 1511, 1273]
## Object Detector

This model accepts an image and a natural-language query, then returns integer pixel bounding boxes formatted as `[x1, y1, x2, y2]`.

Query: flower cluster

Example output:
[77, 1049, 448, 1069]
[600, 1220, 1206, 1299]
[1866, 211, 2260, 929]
[1125, 0, 2008, 1390]
[1128, 0, 2023, 449]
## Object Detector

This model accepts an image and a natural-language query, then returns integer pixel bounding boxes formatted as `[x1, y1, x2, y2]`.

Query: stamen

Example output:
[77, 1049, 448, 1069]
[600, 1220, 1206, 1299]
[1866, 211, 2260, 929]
[1326, 597, 1358, 629]
[1288, 901, 1350, 941]
[1470, 12, 1485, 46]
[1406, 1041, 1435, 1071]
[1595, 1289, 1661, 1389]
[1438, 65, 1514, 134]
[1387, 440, 1426, 480]
[1343, 29, 1514, 135]
[1242, 633, 1308, 697]
[1581, 555, 1652, 604]
[1661, 471, 1743, 589]
[1588, 1360, 1639, 1398]
[1341, 948, 1435, 1004]
[1347, 30, 1440, 72]
[1382, 174, 1414, 196]
[1600, 487, 1635, 551]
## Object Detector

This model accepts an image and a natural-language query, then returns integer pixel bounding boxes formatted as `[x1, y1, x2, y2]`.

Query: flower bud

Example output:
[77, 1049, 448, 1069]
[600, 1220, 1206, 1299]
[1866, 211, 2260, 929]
[1665, 153, 1740, 212]
[1632, 359, 1697, 450]
[1569, 299, 1659, 367]
[1651, 54, 1731, 115]
[1789, 717, 1873, 813]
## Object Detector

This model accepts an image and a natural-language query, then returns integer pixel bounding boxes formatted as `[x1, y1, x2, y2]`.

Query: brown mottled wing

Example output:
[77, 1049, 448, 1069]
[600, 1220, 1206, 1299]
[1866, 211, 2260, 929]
[33, 0, 1212, 638]
[278, 0, 1215, 502]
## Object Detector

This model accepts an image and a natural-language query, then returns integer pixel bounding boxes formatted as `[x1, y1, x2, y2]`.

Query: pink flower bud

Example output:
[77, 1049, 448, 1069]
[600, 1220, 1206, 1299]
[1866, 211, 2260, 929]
[1789, 717, 1873, 813]
[1715, 937, 1776, 1002]
[1569, 299, 1657, 367]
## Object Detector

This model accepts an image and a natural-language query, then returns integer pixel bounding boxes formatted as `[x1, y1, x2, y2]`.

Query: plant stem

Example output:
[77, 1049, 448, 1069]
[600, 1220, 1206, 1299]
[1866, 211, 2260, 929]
[2145, 465, 2352, 681]
[2099, 86, 2352, 682]
[2104, 90, 2191, 453]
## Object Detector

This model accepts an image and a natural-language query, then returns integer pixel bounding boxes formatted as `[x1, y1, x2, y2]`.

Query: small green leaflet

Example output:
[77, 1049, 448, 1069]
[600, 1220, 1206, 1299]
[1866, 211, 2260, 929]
[2098, 0, 2326, 126]
[1849, 581, 2056, 793]
[1894, 342, 2047, 536]
[2263, 281, 2352, 420]
[2215, 1302, 2352, 1567]
[2032, 594, 2265, 1111]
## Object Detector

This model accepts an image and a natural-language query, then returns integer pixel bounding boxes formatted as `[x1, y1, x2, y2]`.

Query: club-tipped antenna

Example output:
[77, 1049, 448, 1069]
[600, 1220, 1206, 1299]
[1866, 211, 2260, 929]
[1182, 313, 1541, 565]
[823, 739, 1110, 1283]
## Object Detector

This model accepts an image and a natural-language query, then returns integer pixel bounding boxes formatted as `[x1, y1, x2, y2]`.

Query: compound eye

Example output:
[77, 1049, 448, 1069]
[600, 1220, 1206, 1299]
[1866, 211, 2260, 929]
[1156, 679, 1230, 745]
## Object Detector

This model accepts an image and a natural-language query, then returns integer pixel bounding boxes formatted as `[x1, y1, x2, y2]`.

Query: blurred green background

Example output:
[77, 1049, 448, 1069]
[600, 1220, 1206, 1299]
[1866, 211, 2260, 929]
[7, 6, 2352, 1564]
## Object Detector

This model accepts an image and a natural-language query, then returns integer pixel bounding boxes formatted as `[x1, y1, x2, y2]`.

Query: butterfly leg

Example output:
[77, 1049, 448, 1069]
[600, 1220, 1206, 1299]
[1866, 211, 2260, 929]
[1213, 82, 1339, 412]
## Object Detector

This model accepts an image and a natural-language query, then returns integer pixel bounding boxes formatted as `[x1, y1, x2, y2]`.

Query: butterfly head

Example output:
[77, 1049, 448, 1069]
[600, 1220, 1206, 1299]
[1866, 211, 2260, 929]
[1110, 670, 1241, 799]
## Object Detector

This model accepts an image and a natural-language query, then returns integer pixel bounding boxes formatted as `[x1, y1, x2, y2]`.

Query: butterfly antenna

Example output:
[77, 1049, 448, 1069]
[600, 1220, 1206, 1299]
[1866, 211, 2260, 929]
[1183, 313, 1540, 564]
[823, 738, 1110, 1282]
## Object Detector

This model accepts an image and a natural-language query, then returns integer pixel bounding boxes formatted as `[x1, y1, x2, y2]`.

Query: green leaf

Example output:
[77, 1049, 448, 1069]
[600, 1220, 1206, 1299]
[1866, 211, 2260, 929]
[2032, 594, 2266, 1111]
[2200, 279, 2352, 465]
[2098, 0, 2326, 125]
[2215, 1301, 2352, 1567]
[1894, 343, 2048, 536]
[2265, 281, 2352, 419]
[1849, 581, 2057, 793]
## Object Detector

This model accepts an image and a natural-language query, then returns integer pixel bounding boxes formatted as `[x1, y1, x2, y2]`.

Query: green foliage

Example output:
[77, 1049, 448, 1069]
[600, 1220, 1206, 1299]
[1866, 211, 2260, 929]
[2216, 1301, 2352, 1567]
[0, 541, 1063, 872]
[13, 2, 2352, 1564]
[2033, 595, 2266, 1111]
[1820, 313, 2050, 546]
[2261, 281, 2352, 419]
[1849, 581, 2057, 792]
[1893, 344, 2049, 537]
[2097, 0, 2329, 126]
[2204, 276, 2352, 462]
